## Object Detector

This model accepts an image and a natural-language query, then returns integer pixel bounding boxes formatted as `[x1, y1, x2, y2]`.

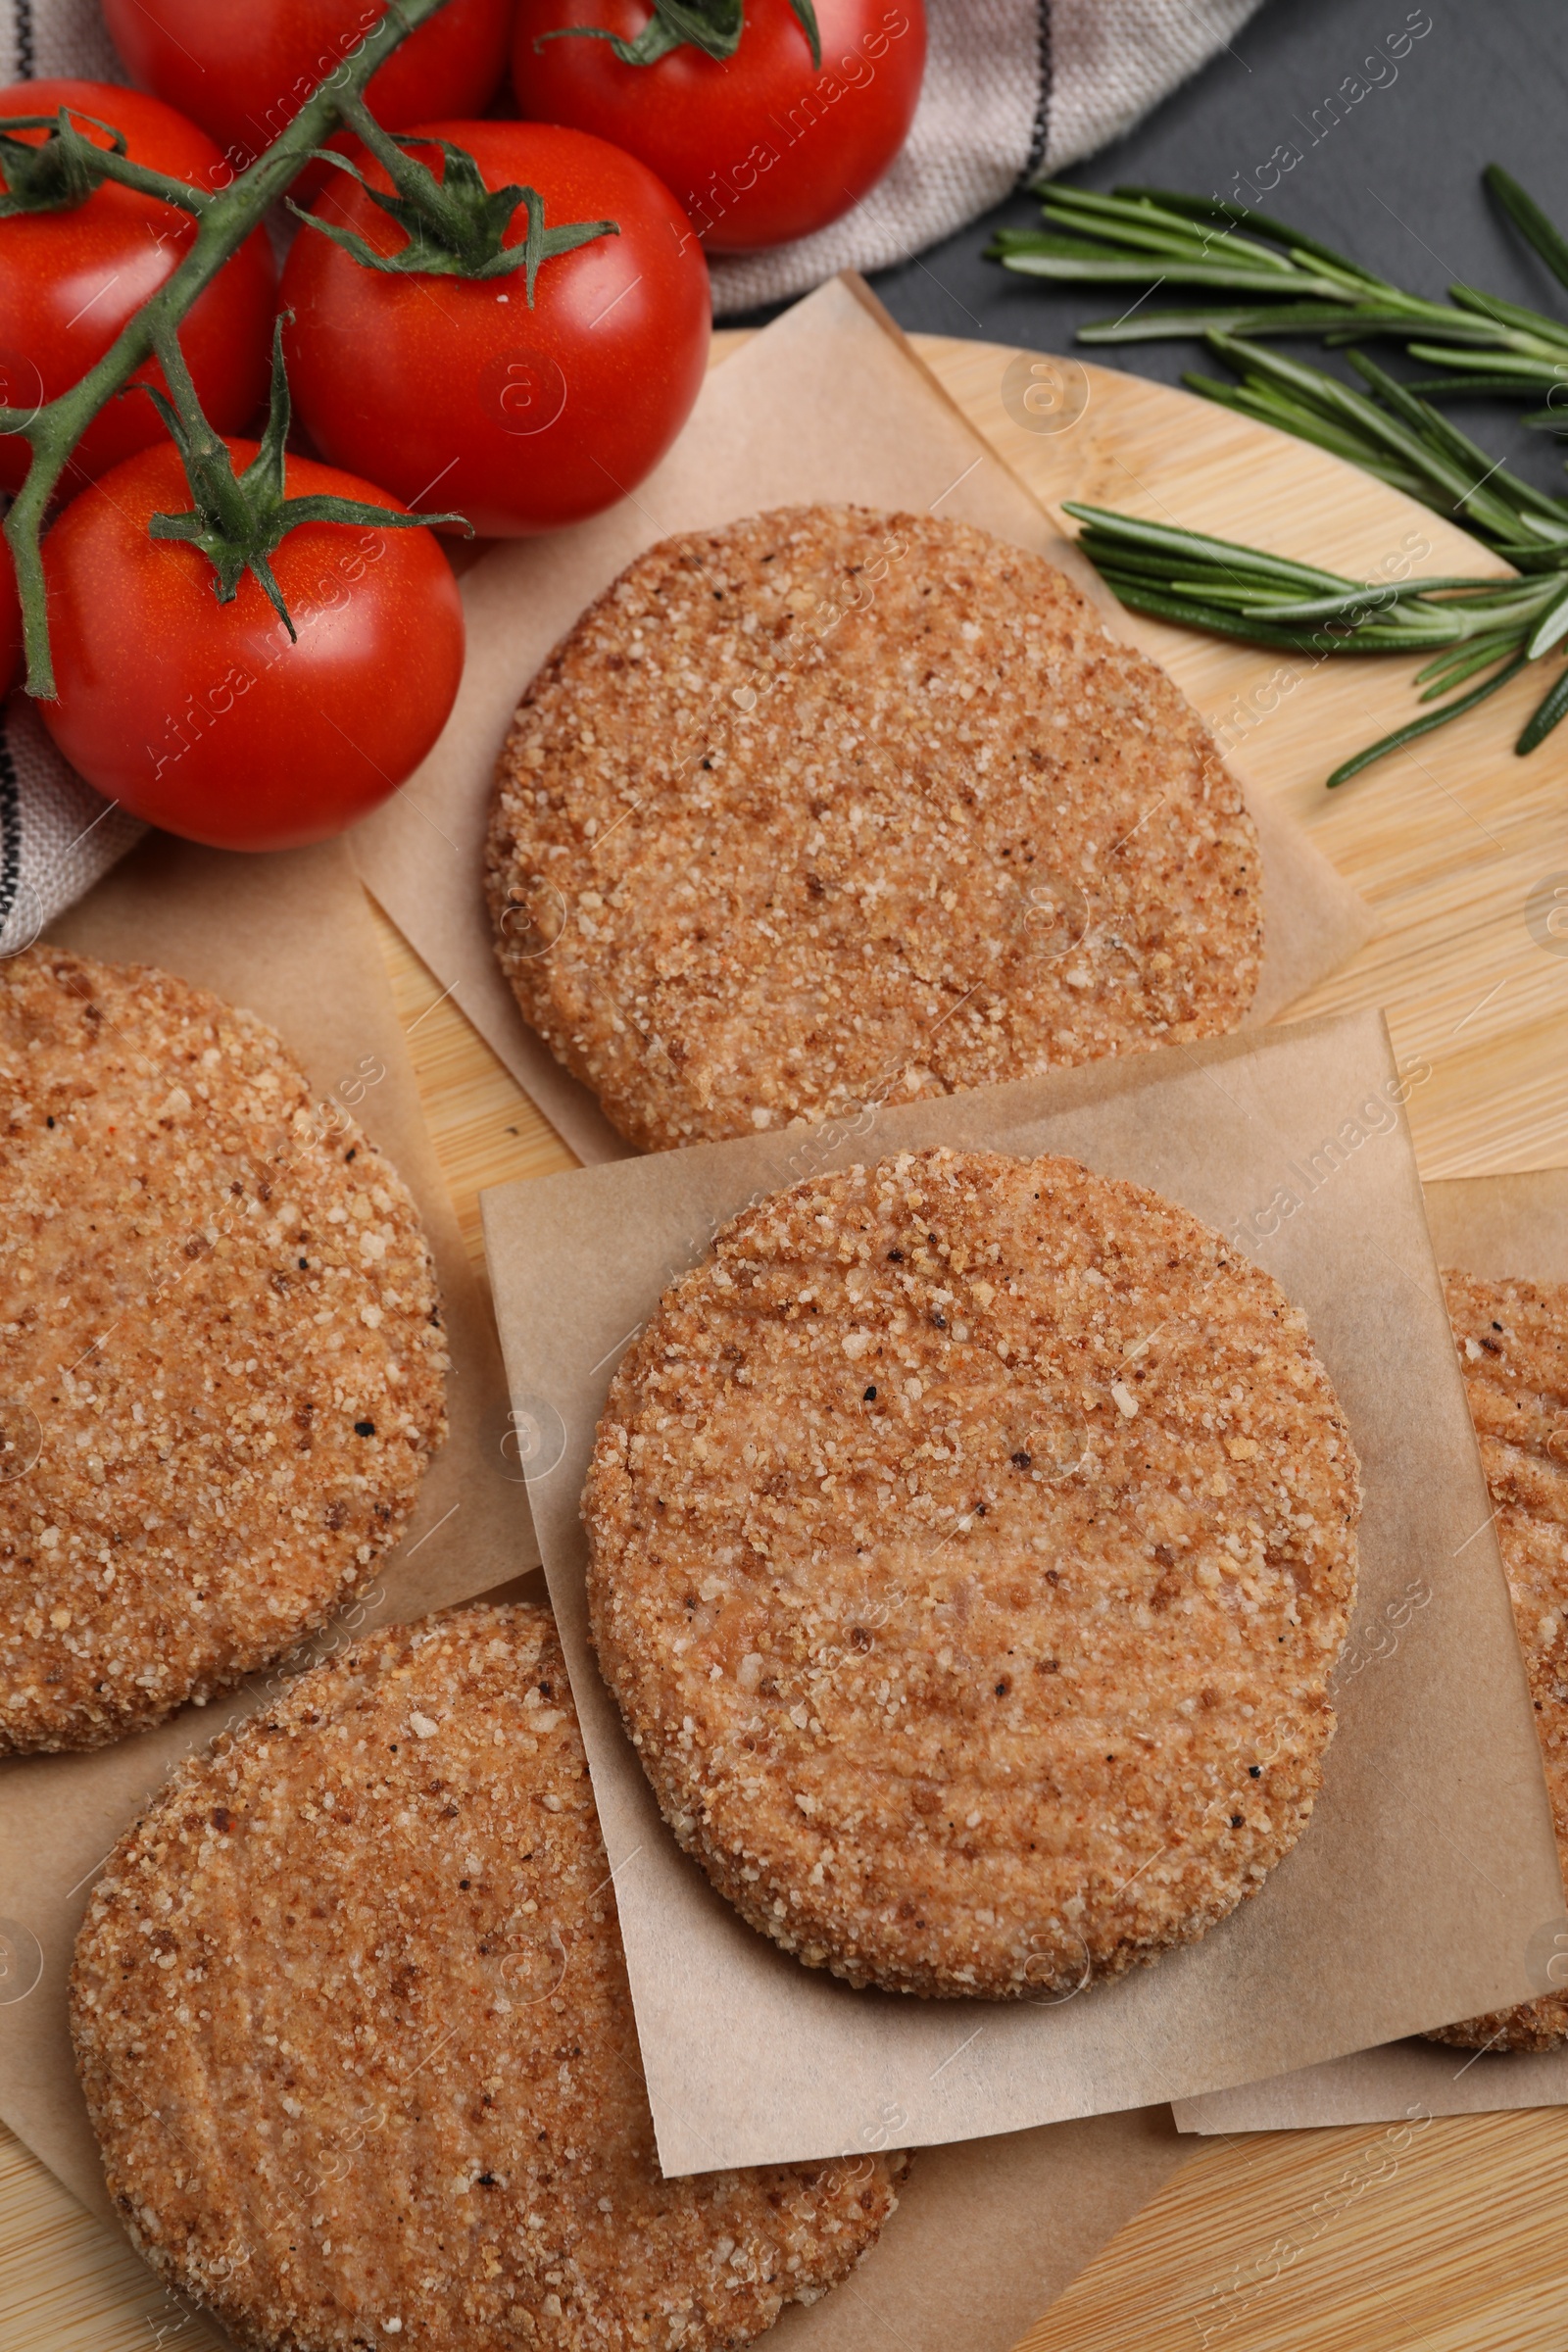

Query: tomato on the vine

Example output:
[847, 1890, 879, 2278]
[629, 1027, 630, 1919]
[102, 0, 514, 178]
[0, 80, 276, 496]
[39, 441, 465, 851]
[0, 531, 20, 696]
[281, 121, 710, 537]
[511, 0, 926, 252]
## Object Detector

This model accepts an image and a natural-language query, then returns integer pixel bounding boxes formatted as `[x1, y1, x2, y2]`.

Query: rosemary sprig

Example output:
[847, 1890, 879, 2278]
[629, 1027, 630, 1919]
[990, 164, 1568, 785]
[1060, 502, 1564, 786]
[989, 172, 1568, 400]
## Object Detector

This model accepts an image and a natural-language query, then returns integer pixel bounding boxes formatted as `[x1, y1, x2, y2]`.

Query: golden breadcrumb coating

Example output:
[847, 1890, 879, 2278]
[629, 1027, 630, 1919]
[487, 506, 1263, 1152]
[71, 1602, 904, 2352]
[1427, 1270, 1568, 2052]
[584, 1149, 1359, 1999]
[0, 948, 447, 1752]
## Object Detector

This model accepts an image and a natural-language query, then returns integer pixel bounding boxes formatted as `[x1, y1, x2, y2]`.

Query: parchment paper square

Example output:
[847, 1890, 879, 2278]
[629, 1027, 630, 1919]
[481, 1009, 1566, 2176]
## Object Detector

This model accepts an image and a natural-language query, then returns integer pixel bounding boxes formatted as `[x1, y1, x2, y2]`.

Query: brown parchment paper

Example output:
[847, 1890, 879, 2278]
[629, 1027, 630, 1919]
[0, 832, 540, 2226]
[768, 2106, 1188, 2352]
[1175, 1167, 1568, 2135]
[479, 1006, 1566, 2178]
[354, 274, 1375, 1167]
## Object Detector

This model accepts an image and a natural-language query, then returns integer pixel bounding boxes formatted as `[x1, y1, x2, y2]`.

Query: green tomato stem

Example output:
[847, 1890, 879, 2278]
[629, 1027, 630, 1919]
[143, 313, 468, 637]
[291, 93, 618, 298]
[0, 107, 213, 218]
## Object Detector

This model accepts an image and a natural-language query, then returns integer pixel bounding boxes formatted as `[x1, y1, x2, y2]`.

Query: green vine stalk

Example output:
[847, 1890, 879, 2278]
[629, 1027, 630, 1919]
[0, 0, 458, 700]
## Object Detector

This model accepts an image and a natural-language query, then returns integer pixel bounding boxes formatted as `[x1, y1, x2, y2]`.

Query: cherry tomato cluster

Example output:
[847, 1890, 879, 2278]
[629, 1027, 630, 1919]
[0, 0, 925, 850]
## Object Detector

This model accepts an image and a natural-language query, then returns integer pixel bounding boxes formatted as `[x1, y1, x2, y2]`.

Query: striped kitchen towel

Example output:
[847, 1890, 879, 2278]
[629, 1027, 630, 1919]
[3, 0, 141, 948]
[708, 0, 1267, 313]
[0, 0, 1262, 940]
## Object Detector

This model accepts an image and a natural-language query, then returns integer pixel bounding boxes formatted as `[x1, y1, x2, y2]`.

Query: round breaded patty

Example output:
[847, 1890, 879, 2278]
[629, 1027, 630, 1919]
[486, 505, 1263, 1153]
[0, 948, 447, 1753]
[71, 1603, 904, 2352]
[584, 1149, 1359, 1999]
[1427, 1269, 1568, 2053]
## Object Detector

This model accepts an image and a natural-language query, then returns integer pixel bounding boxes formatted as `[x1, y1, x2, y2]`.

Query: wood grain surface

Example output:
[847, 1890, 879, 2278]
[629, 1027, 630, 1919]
[4, 330, 1566, 2352]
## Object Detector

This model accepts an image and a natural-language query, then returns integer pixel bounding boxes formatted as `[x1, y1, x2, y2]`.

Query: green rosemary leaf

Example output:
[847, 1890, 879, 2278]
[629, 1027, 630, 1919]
[1526, 577, 1568, 658]
[1085, 579, 1344, 650]
[994, 246, 1324, 291]
[1489, 543, 1568, 572]
[1155, 575, 1460, 633]
[1072, 541, 1221, 593]
[1405, 371, 1567, 400]
[1415, 634, 1524, 699]
[1159, 578, 1348, 612]
[1214, 335, 1446, 459]
[1516, 657, 1568, 752]
[987, 227, 1074, 249]
[1403, 345, 1568, 382]
[1484, 165, 1568, 299]
[1040, 188, 1298, 270]
[1327, 655, 1529, 786]
[1061, 502, 1351, 590]
[1091, 577, 1451, 656]
[1225, 588, 1455, 632]
[1446, 281, 1568, 349]
[1318, 315, 1511, 349]
[1104, 186, 1379, 280]
[1079, 301, 1410, 345]
[988, 230, 1152, 260]
[1189, 374, 1385, 455]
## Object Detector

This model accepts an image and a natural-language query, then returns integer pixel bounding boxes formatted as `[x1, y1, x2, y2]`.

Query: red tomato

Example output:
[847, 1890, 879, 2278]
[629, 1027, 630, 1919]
[512, 0, 925, 252]
[0, 80, 276, 496]
[0, 530, 21, 696]
[281, 121, 710, 537]
[39, 441, 465, 851]
[102, 0, 514, 177]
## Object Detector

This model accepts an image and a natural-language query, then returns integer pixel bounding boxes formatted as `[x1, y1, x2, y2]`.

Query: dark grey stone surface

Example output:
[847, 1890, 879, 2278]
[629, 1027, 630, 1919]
[744, 0, 1568, 500]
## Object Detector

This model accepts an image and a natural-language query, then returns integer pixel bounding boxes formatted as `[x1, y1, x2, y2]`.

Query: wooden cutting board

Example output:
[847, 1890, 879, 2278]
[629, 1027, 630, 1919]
[3, 332, 1565, 2352]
